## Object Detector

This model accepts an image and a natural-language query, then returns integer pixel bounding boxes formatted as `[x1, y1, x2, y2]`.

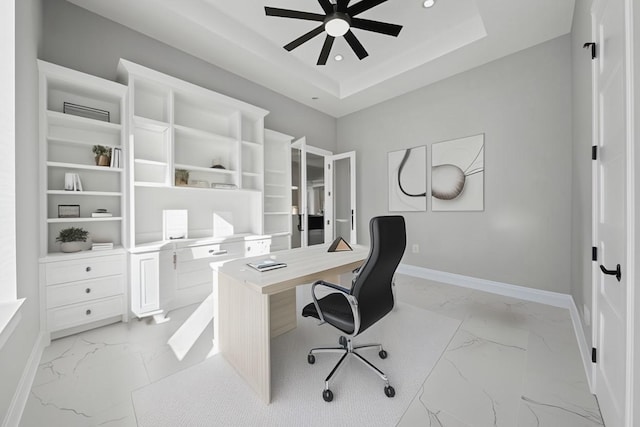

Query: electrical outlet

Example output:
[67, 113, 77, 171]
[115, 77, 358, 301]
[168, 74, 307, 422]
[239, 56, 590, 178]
[584, 304, 591, 326]
[412, 244, 419, 253]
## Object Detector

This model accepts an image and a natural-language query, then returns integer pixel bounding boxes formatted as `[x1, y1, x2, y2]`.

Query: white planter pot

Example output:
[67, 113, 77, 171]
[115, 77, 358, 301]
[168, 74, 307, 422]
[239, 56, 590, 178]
[60, 241, 83, 253]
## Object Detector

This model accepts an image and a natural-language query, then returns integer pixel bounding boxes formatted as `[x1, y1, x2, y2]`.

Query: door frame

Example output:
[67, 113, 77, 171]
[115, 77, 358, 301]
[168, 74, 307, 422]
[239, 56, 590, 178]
[626, 0, 639, 425]
[291, 138, 332, 248]
[590, 1, 638, 425]
[324, 151, 357, 245]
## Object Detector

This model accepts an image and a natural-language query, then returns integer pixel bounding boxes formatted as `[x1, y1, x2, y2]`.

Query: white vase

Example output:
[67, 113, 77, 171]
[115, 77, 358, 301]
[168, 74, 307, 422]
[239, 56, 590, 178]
[60, 241, 83, 253]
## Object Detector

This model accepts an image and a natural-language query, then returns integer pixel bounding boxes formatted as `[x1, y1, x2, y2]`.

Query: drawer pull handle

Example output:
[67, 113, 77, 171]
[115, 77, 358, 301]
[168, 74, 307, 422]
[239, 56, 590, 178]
[208, 250, 228, 256]
[86, 309, 92, 316]
[86, 266, 92, 272]
[85, 288, 91, 294]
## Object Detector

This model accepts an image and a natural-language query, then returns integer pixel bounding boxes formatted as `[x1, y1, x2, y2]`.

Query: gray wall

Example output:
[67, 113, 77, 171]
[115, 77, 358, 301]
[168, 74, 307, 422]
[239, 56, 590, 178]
[337, 36, 573, 293]
[0, 0, 42, 420]
[570, 1, 593, 347]
[40, 0, 337, 153]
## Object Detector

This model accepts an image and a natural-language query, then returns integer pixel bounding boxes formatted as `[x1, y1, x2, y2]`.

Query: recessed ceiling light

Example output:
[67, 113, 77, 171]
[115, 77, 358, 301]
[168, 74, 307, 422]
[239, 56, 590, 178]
[423, 0, 435, 8]
[334, 54, 344, 62]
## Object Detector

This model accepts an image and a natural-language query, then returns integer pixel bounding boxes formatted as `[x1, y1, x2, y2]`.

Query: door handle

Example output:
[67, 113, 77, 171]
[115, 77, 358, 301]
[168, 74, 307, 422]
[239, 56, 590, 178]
[600, 264, 621, 282]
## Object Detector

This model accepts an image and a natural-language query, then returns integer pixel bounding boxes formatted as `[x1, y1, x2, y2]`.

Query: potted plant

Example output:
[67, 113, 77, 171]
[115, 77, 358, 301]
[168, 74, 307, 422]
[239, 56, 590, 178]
[56, 227, 89, 253]
[92, 145, 111, 166]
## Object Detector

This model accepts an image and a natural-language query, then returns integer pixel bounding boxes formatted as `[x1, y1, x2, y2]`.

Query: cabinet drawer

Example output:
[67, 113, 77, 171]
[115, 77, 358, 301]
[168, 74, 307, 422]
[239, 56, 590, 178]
[45, 255, 124, 285]
[47, 295, 124, 332]
[47, 276, 124, 309]
[179, 241, 244, 261]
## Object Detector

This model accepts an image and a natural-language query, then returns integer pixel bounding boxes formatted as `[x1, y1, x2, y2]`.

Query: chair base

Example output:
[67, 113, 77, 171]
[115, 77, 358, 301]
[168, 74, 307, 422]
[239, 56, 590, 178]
[307, 336, 395, 402]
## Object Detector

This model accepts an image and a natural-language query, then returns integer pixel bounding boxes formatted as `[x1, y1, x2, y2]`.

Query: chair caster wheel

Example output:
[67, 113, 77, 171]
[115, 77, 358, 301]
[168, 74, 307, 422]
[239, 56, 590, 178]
[307, 354, 315, 364]
[323, 389, 334, 402]
[339, 336, 347, 348]
[384, 385, 395, 398]
[379, 350, 388, 359]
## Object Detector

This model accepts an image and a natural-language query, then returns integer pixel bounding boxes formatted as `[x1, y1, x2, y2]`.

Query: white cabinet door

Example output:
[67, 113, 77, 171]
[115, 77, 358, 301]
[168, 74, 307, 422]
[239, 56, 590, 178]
[130, 252, 160, 317]
[325, 151, 357, 245]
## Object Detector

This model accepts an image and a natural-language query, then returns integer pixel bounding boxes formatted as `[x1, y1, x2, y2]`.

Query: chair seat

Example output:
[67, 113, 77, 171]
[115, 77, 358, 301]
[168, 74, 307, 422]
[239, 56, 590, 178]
[302, 293, 355, 335]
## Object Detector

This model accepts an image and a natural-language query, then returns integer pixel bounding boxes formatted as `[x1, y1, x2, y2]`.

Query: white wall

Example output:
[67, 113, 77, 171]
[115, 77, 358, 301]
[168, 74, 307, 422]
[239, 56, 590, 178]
[337, 36, 573, 293]
[0, 0, 42, 419]
[570, 0, 594, 348]
[40, 0, 336, 153]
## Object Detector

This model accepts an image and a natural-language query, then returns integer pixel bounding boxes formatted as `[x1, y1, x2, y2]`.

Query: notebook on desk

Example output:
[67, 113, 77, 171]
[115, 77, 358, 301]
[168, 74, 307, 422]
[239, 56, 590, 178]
[247, 259, 287, 272]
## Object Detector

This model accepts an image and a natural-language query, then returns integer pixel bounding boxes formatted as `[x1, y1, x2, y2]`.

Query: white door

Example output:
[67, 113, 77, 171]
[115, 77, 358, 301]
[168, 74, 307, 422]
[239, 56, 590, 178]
[291, 138, 332, 248]
[324, 152, 357, 245]
[592, 0, 628, 425]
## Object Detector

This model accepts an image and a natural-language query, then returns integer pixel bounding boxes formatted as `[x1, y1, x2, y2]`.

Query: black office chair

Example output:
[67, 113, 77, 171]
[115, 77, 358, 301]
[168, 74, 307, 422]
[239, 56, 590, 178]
[302, 215, 406, 402]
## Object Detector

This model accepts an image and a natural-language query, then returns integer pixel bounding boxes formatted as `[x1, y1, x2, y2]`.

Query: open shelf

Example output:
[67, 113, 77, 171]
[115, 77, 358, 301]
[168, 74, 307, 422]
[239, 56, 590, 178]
[47, 161, 123, 172]
[47, 217, 123, 223]
[47, 110, 121, 134]
[47, 190, 122, 197]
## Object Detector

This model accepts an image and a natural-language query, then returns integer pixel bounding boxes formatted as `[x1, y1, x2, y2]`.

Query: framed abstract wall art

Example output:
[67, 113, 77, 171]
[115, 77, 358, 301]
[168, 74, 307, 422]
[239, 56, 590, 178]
[388, 145, 427, 212]
[431, 134, 484, 211]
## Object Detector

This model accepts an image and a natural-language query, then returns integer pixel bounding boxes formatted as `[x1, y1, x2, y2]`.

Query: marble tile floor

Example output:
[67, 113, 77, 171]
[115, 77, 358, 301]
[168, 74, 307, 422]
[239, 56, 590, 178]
[19, 275, 603, 426]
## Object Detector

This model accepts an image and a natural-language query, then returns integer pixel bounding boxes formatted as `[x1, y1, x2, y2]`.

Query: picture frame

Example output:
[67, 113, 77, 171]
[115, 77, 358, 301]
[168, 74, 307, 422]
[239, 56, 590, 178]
[388, 145, 427, 212]
[63, 102, 110, 122]
[58, 204, 80, 218]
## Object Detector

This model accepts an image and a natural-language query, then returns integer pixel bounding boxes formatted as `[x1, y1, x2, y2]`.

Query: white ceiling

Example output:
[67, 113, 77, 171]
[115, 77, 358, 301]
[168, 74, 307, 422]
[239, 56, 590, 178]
[66, 0, 576, 117]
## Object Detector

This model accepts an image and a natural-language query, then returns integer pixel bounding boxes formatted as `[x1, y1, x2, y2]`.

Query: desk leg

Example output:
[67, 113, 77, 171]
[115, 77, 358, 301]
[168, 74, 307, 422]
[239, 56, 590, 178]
[218, 272, 271, 403]
[270, 288, 296, 338]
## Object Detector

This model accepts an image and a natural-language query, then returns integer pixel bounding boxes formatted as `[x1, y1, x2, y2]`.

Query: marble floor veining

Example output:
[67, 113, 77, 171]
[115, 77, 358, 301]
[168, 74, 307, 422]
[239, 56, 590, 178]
[20, 275, 603, 426]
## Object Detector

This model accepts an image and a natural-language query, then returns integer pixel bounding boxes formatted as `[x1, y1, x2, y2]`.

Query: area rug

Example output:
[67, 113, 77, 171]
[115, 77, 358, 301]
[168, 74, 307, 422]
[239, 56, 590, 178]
[132, 302, 460, 426]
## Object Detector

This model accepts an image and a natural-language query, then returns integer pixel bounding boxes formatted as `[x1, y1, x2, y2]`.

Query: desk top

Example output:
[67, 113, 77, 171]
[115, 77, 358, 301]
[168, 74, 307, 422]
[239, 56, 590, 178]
[217, 244, 369, 295]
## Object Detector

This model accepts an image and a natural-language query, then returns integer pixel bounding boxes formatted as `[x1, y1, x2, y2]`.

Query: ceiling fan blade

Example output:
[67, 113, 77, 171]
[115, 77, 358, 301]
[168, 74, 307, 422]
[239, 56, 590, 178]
[317, 35, 336, 65]
[264, 7, 325, 22]
[347, 0, 387, 17]
[351, 18, 402, 37]
[284, 25, 325, 51]
[344, 30, 368, 60]
[317, 0, 334, 14]
[337, 0, 351, 13]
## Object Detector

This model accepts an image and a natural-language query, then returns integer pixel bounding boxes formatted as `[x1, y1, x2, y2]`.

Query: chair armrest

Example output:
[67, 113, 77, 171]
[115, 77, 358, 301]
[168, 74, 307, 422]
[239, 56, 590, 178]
[311, 280, 360, 335]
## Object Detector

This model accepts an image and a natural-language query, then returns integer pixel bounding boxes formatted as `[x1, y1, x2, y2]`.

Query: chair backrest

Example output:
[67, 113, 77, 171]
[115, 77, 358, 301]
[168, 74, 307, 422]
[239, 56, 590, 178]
[351, 215, 406, 334]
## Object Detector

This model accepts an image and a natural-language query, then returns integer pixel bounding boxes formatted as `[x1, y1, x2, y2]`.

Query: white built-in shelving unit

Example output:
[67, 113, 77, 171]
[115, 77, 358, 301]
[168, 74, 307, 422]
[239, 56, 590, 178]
[117, 60, 268, 247]
[264, 129, 293, 251]
[38, 60, 128, 340]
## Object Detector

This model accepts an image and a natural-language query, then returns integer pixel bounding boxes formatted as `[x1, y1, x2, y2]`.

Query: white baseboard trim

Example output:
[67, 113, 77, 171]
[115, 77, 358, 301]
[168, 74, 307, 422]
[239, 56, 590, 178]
[2, 331, 46, 427]
[397, 263, 594, 390]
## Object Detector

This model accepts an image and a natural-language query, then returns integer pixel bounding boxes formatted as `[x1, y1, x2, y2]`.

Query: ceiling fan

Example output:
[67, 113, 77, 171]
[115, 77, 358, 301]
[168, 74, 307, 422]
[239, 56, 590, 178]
[265, 0, 403, 65]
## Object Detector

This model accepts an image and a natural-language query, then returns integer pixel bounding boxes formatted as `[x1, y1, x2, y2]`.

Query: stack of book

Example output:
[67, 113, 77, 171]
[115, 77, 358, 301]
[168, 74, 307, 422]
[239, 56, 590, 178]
[109, 147, 123, 168]
[91, 209, 113, 218]
[91, 241, 114, 251]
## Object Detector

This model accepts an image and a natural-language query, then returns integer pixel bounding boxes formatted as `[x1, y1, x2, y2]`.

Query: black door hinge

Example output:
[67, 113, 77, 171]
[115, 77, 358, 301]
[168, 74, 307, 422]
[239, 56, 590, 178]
[584, 42, 597, 60]
[592, 247, 598, 262]
[592, 146, 597, 160]
[592, 347, 597, 363]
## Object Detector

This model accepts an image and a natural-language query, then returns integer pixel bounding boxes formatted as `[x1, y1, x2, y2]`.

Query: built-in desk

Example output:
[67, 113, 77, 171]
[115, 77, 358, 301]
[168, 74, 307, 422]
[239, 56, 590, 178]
[215, 244, 369, 403]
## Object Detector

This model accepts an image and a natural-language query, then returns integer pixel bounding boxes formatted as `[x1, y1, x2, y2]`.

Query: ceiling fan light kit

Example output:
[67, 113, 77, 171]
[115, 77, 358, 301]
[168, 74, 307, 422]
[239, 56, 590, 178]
[265, 0, 403, 65]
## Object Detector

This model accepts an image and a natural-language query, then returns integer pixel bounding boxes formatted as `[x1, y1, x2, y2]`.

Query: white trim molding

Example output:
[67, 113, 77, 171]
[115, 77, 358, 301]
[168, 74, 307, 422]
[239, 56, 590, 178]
[2, 332, 47, 427]
[397, 263, 595, 390]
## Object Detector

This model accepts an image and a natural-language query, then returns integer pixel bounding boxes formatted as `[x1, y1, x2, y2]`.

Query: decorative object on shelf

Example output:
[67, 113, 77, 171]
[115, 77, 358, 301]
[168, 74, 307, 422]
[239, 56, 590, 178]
[163, 209, 188, 240]
[56, 226, 89, 253]
[431, 134, 484, 212]
[211, 157, 225, 169]
[58, 204, 81, 218]
[91, 208, 113, 218]
[64, 172, 84, 191]
[175, 169, 189, 186]
[109, 147, 122, 168]
[63, 102, 110, 122]
[91, 240, 114, 251]
[92, 145, 112, 166]
[211, 183, 238, 189]
[388, 145, 427, 212]
[291, 206, 299, 215]
[188, 179, 209, 188]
